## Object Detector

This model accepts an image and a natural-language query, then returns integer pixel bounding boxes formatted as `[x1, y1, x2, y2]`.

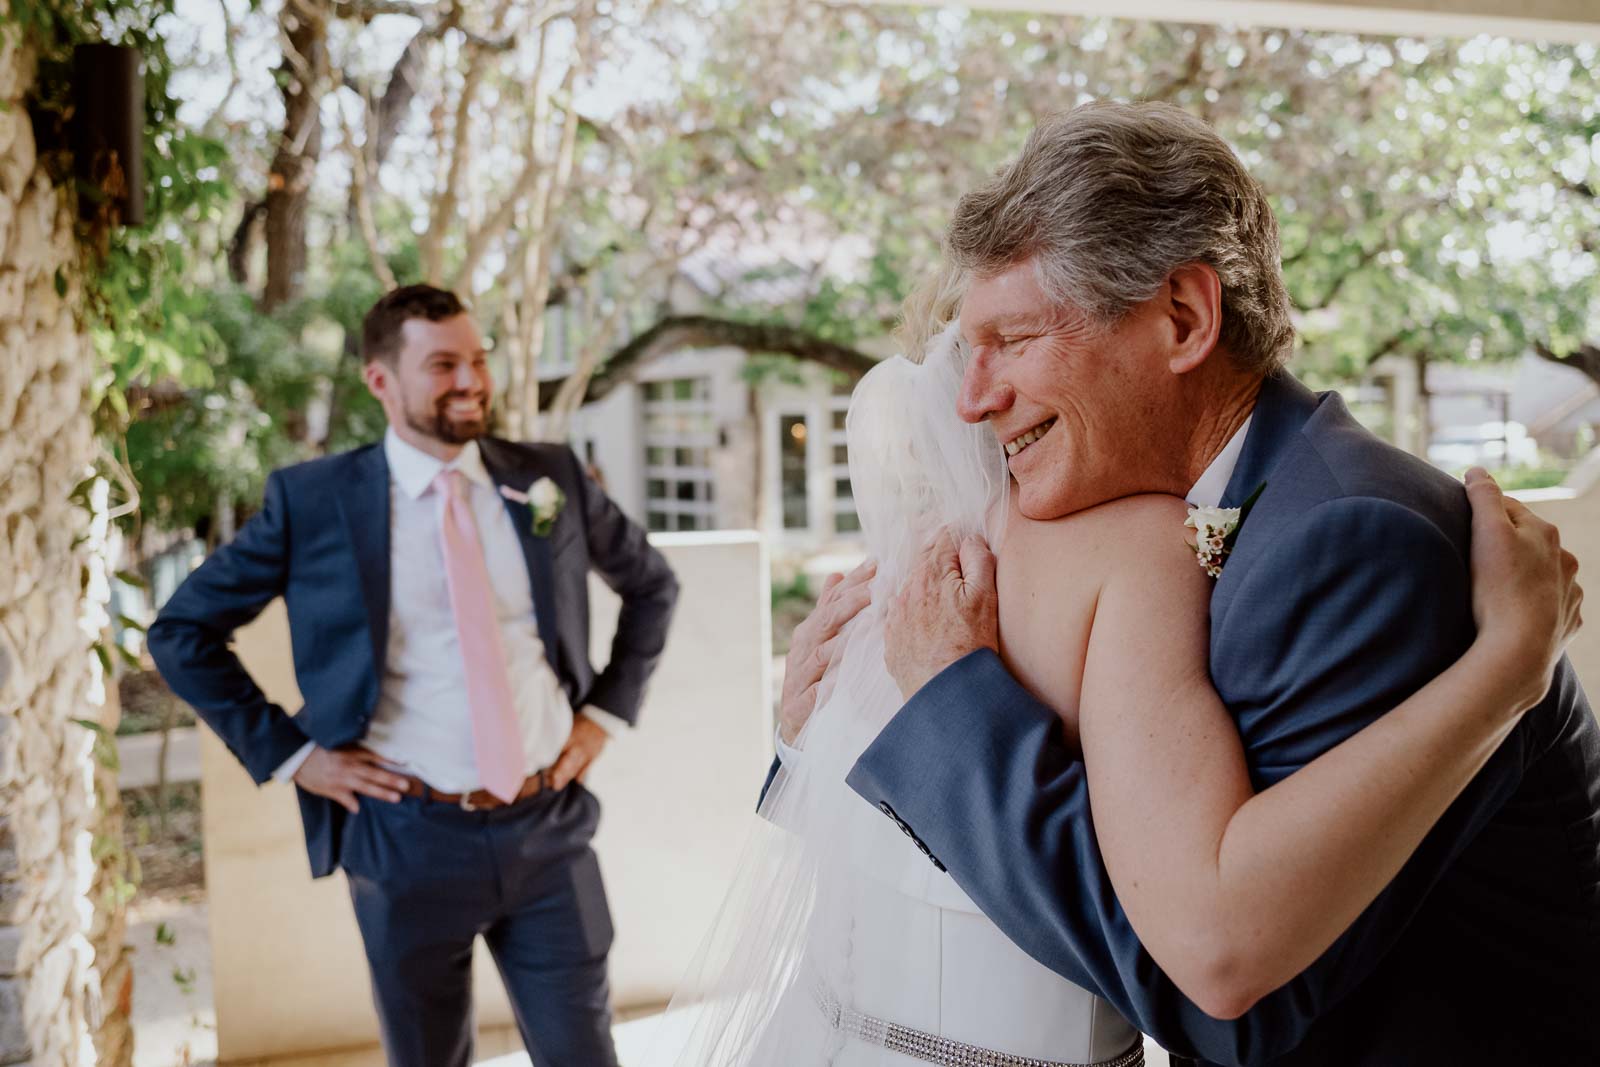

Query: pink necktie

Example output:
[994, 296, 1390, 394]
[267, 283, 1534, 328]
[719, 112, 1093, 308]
[434, 469, 524, 802]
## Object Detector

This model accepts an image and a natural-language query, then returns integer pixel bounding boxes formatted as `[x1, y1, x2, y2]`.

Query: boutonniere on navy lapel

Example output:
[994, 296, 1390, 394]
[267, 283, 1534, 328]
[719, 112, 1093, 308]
[1185, 482, 1266, 578]
[498, 477, 566, 537]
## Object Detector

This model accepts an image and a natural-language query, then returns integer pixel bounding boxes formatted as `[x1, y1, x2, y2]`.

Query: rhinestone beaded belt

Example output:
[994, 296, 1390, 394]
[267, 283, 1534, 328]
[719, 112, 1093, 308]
[812, 983, 1145, 1067]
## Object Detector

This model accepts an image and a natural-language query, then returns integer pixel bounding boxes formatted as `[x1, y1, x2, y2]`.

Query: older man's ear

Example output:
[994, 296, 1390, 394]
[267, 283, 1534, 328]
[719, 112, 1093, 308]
[1162, 261, 1225, 376]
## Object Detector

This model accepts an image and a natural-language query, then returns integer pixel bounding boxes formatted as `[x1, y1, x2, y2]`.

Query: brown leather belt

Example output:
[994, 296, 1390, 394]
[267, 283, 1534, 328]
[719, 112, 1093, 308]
[398, 769, 552, 811]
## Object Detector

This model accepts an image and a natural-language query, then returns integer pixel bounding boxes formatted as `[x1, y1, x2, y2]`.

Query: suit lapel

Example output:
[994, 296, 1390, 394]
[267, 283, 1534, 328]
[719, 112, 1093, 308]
[479, 439, 562, 673]
[1210, 370, 1327, 626]
[338, 446, 392, 675]
[1219, 370, 1322, 509]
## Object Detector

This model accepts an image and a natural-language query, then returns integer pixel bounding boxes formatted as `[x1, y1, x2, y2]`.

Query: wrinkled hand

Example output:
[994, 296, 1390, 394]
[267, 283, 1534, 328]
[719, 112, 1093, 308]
[550, 716, 609, 790]
[1465, 467, 1583, 712]
[780, 560, 877, 745]
[293, 746, 409, 814]
[883, 528, 999, 701]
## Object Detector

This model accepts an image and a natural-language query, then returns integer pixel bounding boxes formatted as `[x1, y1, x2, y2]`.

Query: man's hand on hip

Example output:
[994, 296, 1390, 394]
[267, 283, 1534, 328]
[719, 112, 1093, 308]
[293, 747, 409, 813]
[780, 560, 877, 745]
[884, 528, 998, 700]
[550, 716, 608, 790]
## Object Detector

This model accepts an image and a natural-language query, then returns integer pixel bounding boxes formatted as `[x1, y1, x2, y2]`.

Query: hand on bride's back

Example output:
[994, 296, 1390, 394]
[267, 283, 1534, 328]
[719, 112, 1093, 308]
[883, 528, 999, 701]
[1466, 467, 1583, 712]
[780, 560, 876, 745]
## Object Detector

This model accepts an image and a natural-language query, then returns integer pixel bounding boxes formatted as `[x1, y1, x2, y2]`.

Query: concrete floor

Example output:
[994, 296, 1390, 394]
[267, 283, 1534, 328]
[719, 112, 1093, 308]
[127, 893, 679, 1067]
[127, 893, 216, 1067]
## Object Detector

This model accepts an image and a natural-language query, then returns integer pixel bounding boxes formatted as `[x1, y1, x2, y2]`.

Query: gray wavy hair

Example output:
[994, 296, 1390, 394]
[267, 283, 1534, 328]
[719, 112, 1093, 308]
[946, 100, 1295, 375]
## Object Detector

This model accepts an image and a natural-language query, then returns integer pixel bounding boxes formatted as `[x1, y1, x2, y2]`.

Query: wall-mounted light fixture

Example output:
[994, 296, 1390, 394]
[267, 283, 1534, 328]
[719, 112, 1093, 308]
[70, 43, 144, 227]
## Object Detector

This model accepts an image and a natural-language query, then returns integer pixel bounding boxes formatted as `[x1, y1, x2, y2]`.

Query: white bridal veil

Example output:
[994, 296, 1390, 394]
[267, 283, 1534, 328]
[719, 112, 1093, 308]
[644, 323, 1009, 1065]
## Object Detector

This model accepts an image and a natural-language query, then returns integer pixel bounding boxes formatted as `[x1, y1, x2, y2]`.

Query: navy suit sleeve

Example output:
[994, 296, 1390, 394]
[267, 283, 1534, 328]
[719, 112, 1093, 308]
[146, 471, 311, 784]
[847, 496, 1527, 1065]
[568, 449, 679, 724]
[758, 754, 781, 808]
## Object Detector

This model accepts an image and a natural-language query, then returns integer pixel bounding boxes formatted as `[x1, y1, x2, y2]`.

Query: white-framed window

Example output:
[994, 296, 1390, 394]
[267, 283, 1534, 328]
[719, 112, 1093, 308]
[777, 413, 810, 530]
[828, 399, 859, 534]
[643, 377, 717, 531]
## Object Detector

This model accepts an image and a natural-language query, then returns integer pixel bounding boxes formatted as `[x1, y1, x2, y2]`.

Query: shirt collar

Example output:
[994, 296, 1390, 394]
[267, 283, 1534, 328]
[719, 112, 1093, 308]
[1185, 413, 1254, 508]
[383, 428, 493, 500]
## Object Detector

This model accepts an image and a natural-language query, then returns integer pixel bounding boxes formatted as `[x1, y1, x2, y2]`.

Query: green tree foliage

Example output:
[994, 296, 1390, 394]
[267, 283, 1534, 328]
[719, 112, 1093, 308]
[667, 6, 1598, 388]
[5, 0, 234, 410]
[52, 0, 1600, 536]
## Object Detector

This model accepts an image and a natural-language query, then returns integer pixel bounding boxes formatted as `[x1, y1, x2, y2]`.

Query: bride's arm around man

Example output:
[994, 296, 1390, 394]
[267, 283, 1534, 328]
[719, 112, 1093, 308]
[785, 102, 1599, 1067]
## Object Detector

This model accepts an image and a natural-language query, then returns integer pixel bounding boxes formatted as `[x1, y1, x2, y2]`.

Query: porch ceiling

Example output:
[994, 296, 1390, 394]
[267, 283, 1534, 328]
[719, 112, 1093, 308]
[925, 0, 1600, 44]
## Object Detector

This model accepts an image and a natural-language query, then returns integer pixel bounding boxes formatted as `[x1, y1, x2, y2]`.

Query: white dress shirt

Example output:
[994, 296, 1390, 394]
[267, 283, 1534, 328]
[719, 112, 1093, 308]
[1186, 414, 1253, 508]
[274, 429, 625, 787]
[774, 412, 1256, 766]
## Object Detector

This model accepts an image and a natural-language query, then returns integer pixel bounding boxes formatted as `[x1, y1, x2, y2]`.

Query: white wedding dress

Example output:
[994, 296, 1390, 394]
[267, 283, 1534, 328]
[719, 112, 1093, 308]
[649, 326, 1143, 1067]
[750, 804, 1144, 1066]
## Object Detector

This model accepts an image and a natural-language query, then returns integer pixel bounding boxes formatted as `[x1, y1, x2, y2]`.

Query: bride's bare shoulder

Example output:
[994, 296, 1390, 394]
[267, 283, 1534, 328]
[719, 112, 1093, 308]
[998, 495, 1203, 588]
[1004, 492, 1196, 550]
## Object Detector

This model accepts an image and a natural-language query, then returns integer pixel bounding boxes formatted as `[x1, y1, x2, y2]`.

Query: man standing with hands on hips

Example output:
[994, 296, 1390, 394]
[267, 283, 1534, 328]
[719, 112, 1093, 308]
[149, 284, 679, 1067]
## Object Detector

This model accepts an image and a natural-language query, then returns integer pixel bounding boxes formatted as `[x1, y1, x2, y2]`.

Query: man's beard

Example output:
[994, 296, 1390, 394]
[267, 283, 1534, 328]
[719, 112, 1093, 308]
[403, 393, 490, 445]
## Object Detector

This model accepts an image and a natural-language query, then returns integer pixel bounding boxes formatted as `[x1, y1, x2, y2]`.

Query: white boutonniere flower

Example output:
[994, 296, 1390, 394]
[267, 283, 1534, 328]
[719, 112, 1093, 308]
[1184, 482, 1265, 578]
[498, 477, 566, 536]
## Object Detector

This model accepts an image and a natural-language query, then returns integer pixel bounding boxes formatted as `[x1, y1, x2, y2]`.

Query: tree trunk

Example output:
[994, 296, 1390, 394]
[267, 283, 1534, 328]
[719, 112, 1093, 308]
[1535, 341, 1600, 391]
[535, 314, 879, 411]
[226, 199, 266, 286]
[343, 26, 429, 226]
[371, 26, 428, 175]
[264, 0, 330, 311]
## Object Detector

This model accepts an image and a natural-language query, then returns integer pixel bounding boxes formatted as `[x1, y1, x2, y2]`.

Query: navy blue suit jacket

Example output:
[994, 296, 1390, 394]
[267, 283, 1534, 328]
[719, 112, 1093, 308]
[842, 373, 1600, 1065]
[149, 437, 678, 878]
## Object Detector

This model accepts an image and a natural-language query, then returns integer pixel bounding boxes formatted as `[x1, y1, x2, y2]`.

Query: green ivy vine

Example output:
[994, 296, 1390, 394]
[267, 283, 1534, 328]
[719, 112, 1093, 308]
[2, 0, 233, 435]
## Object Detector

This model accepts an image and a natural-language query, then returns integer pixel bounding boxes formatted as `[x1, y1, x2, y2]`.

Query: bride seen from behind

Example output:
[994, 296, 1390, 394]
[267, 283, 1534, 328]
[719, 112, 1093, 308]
[643, 265, 1580, 1067]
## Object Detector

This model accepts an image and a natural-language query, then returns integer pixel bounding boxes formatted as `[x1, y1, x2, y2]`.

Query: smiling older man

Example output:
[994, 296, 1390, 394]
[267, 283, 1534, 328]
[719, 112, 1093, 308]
[780, 102, 1600, 1067]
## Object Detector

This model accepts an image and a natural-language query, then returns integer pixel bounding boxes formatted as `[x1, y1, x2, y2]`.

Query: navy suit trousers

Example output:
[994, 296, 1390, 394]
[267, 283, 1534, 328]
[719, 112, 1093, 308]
[339, 783, 619, 1067]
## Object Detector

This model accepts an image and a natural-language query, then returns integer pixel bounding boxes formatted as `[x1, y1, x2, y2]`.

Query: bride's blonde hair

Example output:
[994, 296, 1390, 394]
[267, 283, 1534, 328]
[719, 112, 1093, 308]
[895, 261, 966, 365]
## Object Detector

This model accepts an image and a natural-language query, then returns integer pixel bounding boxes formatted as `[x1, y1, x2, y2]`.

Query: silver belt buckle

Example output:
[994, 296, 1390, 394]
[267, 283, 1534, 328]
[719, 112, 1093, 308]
[459, 793, 479, 812]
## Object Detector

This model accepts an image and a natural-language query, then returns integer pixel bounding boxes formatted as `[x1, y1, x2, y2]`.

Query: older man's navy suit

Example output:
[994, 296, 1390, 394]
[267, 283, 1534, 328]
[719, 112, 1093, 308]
[845, 372, 1600, 1066]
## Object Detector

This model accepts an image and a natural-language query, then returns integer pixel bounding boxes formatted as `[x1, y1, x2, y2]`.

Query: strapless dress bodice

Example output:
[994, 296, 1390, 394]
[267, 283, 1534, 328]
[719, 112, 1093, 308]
[773, 795, 1142, 1066]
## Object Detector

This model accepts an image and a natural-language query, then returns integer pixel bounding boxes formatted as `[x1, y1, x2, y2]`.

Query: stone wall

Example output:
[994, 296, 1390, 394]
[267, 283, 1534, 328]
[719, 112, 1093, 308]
[0, 27, 132, 1067]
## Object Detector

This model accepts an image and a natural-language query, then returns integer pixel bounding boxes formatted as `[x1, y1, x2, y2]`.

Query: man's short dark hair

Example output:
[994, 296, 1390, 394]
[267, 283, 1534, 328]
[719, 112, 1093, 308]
[361, 284, 467, 364]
